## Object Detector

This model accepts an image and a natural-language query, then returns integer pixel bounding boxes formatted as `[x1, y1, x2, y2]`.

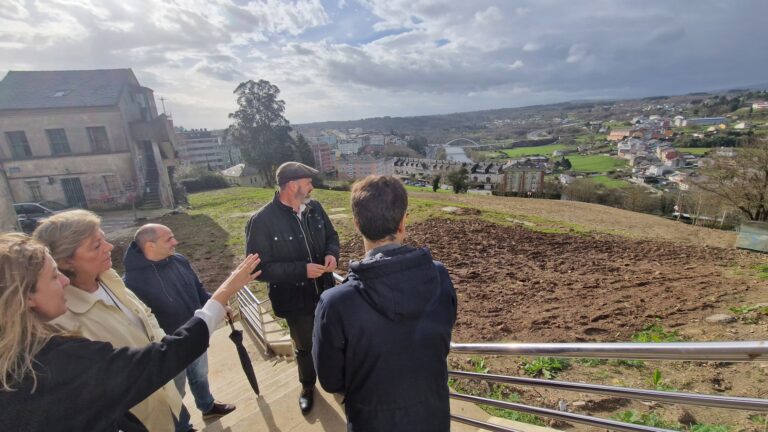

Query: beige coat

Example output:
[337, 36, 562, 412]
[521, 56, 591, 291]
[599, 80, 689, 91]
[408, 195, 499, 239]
[51, 269, 183, 432]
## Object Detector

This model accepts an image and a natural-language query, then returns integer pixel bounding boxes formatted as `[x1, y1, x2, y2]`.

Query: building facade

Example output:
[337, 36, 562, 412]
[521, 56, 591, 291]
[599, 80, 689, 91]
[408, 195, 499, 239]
[309, 141, 335, 174]
[176, 129, 234, 171]
[0, 69, 179, 209]
[498, 160, 546, 194]
[337, 155, 393, 180]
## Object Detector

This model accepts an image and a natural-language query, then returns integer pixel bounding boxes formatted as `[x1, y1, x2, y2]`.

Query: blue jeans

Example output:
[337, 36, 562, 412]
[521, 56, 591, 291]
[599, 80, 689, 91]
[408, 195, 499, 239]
[174, 353, 216, 413]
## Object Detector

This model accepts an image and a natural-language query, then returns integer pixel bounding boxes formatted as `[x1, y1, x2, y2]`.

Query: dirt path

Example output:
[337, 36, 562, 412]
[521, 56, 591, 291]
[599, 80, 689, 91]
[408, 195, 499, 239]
[339, 218, 768, 430]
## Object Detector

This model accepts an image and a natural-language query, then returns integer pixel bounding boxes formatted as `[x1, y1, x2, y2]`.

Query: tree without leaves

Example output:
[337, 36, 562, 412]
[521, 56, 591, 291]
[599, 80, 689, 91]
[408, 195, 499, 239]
[227, 79, 296, 187]
[695, 138, 768, 221]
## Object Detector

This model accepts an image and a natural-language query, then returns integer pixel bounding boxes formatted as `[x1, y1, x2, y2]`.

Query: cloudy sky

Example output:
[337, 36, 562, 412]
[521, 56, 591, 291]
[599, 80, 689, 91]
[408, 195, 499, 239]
[2, 0, 767, 128]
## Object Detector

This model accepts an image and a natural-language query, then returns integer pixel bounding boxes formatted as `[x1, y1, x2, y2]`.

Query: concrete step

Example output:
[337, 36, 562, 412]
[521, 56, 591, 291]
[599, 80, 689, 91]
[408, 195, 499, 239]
[184, 316, 553, 432]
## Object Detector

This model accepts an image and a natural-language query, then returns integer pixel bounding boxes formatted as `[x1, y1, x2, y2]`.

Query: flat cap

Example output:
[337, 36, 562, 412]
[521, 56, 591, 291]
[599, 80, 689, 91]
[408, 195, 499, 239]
[276, 161, 319, 185]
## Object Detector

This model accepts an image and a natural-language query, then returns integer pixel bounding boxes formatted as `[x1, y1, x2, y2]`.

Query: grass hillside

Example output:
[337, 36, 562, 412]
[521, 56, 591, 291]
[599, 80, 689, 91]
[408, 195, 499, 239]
[182, 186, 734, 255]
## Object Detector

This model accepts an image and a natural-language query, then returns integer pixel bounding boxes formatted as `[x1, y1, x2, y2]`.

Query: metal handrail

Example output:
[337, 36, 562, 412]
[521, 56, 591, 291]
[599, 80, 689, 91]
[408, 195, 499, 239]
[451, 341, 768, 361]
[451, 392, 676, 432]
[235, 287, 273, 352]
[235, 272, 346, 353]
[449, 370, 768, 411]
[449, 341, 768, 431]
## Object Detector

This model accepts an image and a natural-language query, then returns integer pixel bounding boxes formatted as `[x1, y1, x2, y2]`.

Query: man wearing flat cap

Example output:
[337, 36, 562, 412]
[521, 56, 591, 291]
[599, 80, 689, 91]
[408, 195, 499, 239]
[245, 161, 340, 414]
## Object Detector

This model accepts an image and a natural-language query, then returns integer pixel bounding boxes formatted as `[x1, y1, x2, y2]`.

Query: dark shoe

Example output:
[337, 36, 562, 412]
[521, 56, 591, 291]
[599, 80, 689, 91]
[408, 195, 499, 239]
[299, 386, 314, 414]
[186, 428, 198, 432]
[202, 402, 236, 420]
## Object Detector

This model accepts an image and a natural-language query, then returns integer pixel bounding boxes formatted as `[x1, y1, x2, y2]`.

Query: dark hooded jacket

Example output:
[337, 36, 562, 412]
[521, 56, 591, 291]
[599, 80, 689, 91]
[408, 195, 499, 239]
[245, 193, 340, 318]
[123, 242, 210, 334]
[312, 245, 457, 432]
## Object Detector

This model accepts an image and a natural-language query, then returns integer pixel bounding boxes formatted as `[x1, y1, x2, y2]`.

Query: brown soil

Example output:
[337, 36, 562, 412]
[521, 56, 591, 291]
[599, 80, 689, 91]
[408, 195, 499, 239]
[339, 217, 768, 430]
[409, 192, 737, 249]
[110, 211, 768, 430]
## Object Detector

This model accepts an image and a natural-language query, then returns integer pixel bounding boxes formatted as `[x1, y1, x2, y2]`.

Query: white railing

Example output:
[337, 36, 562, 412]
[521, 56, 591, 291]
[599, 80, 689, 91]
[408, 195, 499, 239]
[237, 273, 768, 431]
[449, 341, 768, 432]
[235, 287, 274, 354]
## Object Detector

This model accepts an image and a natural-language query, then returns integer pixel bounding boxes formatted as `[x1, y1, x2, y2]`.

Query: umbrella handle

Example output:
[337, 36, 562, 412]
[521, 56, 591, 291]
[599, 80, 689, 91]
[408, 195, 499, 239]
[226, 312, 236, 332]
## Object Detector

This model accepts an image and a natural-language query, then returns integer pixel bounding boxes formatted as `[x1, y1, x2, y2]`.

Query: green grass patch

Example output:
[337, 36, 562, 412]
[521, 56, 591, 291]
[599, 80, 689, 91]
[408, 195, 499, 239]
[501, 143, 569, 157]
[690, 424, 730, 432]
[576, 358, 608, 367]
[521, 357, 570, 379]
[588, 175, 631, 188]
[469, 356, 489, 374]
[631, 323, 685, 342]
[610, 359, 646, 369]
[729, 304, 768, 315]
[650, 369, 676, 391]
[754, 264, 768, 280]
[404, 184, 450, 193]
[567, 155, 627, 173]
[481, 386, 545, 426]
[675, 147, 711, 155]
[613, 410, 680, 429]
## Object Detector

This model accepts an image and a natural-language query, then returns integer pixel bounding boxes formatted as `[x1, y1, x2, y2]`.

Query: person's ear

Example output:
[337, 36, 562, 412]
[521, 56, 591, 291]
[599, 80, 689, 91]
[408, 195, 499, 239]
[27, 295, 38, 310]
[58, 258, 73, 273]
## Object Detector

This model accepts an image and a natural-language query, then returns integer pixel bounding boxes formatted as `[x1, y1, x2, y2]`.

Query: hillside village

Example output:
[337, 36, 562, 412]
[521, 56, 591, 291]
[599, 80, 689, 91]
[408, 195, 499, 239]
[2, 68, 766, 232]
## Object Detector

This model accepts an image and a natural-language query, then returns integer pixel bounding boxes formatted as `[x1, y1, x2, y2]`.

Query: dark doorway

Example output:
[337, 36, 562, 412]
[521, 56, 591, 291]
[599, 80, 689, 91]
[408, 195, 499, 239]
[61, 177, 88, 208]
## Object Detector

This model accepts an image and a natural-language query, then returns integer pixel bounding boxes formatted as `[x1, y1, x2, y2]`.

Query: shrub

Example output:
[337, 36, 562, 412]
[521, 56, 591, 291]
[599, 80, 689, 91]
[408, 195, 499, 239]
[180, 172, 229, 193]
[521, 357, 570, 379]
[631, 323, 684, 342]
[613, 410, 679, 429]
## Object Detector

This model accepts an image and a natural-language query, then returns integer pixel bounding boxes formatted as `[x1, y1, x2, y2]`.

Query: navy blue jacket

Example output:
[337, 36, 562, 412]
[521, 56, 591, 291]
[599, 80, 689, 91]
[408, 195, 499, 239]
[313, 245, 457, 432]
[123, 242, 210, 334]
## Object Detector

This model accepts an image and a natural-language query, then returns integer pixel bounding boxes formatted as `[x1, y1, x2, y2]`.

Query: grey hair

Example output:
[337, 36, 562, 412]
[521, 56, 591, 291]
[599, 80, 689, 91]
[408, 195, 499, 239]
[32, 209, 101, 277]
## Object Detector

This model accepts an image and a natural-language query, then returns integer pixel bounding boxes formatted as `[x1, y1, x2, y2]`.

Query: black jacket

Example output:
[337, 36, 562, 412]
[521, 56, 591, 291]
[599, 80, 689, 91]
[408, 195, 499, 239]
[245, 193, 340, 317]
[123, 242, 210, 334]
[0, 318, 209, 432]
[312, 245, 457, 432]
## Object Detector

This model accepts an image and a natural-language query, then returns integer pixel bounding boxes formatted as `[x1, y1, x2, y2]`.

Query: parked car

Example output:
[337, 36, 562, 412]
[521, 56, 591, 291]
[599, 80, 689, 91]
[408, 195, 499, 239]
[13, 201, 70, 233]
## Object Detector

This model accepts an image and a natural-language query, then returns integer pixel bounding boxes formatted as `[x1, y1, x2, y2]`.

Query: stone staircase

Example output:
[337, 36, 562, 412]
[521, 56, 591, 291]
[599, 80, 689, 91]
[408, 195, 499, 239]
[139, 181, 162, 210]
[186, 322, 557, 432]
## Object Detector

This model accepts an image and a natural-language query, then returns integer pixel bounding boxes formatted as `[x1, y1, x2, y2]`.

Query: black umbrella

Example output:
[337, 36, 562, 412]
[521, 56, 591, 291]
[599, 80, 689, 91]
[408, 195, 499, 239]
[226, 313, 260, 396]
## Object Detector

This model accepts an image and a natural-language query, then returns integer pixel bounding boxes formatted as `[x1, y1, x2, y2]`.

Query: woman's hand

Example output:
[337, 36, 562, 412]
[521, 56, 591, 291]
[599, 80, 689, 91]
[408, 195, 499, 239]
[211, 254, 261, 306]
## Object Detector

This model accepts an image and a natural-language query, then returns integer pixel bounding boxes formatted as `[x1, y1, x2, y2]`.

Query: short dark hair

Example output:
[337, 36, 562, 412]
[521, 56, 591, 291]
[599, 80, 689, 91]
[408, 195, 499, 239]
[350, 176, 408, 241]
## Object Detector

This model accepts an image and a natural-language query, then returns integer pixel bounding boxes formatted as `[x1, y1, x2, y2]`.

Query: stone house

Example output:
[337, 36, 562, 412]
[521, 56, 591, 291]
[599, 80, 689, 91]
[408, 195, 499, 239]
[469, 162, 504, 189]
[220, 163, 268, 186]
[498, 159, 547, 194]
[0, 69, 179, 209]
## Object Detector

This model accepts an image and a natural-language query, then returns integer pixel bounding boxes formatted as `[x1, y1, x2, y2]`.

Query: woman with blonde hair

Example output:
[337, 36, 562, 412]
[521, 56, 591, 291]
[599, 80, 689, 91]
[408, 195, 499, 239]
[32, 209, 221, 431]
[0, 232, 259, 431]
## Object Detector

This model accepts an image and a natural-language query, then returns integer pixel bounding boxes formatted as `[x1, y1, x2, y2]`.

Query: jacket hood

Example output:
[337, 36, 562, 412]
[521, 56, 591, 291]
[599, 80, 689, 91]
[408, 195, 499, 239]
[347, 246, 442, 321]
[123, 241, 170, 271]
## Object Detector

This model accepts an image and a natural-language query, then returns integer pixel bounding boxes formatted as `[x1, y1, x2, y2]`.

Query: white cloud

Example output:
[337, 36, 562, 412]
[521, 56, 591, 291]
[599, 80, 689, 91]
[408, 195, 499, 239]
[522, 42, 541, 52]
[566, 44, 590, 64]
[1, 0, 767, 127]
[474, 6, 503, 25]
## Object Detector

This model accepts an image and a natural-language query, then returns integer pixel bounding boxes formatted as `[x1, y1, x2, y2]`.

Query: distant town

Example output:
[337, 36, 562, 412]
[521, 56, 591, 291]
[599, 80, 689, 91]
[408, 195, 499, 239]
[1, 68, 766, 231]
